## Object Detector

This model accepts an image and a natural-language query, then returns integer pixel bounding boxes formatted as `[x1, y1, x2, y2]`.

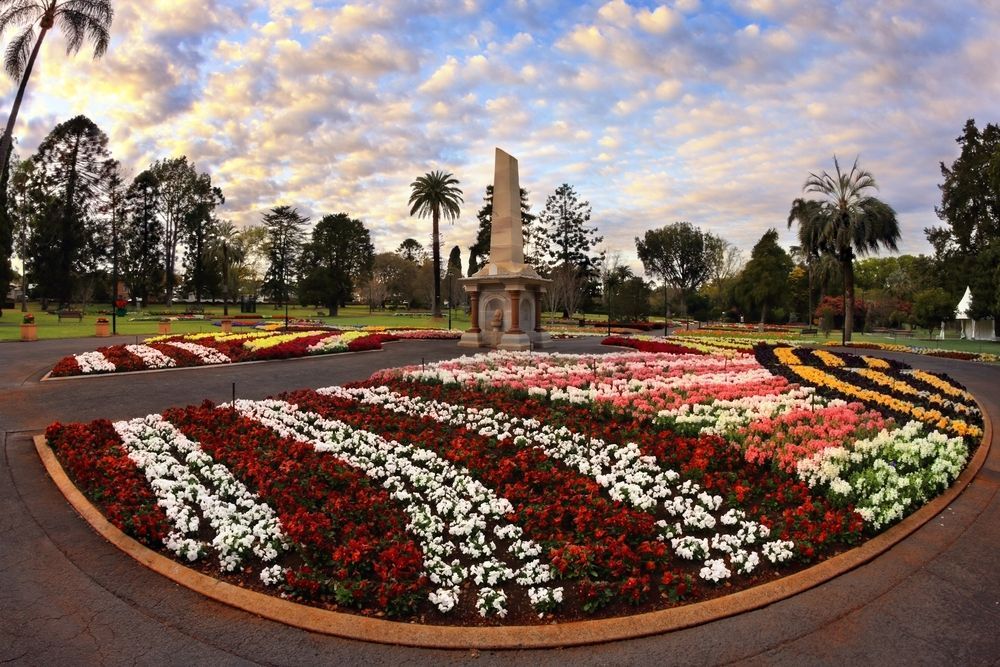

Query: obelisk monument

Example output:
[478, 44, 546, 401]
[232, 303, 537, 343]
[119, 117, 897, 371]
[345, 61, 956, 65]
[458, 148, 550, 350]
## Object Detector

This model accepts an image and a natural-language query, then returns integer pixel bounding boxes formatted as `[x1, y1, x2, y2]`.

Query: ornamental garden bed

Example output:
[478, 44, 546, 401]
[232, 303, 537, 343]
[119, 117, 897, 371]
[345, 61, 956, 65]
[40, 342, 983, 627]
[47, 328, 463, 377]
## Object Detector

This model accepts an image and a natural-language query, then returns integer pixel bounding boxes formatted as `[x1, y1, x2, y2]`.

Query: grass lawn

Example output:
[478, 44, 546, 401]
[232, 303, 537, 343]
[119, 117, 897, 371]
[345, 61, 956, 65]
[674, 326, 1000, 356]
[0, 303, 470, 341]
[0, 301, 637, 342]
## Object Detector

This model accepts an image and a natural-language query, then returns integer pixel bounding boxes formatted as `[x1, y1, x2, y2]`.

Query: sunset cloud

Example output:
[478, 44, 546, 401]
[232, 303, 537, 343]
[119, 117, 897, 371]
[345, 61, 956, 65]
[2, 0, 998, 271]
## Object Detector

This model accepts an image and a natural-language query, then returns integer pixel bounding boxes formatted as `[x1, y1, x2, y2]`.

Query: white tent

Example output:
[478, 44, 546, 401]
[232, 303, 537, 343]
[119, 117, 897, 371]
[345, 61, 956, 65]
[955, 286, 997, 340]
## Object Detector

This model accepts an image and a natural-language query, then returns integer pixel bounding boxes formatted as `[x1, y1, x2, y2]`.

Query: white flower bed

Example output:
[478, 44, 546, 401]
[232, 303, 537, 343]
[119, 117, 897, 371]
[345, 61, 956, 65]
[125, 344, 177, 369]
[73, 351, 116, 374]
[232, 398, 562, 616]
[306, 334, 351, 354]
[796, 420, 969, 528]
[319, 385, 795, 579]
[160, 341, 232, 364]
[113, 415, 287, 580]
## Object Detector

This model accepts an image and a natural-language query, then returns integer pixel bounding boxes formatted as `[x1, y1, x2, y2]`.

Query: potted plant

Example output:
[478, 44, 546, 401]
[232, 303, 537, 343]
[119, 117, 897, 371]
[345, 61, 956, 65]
[20, 313, 37, 342]
[220, 317, 233, 333]
[157, 317, 171, 334]
[95, 317, 111, 337]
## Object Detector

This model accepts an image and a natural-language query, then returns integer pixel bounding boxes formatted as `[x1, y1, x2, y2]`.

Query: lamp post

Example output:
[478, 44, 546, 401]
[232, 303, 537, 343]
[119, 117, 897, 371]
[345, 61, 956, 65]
[604, 272, 612, 337]
[283, 262, 289, 330]
[111, 195, 118, 335]
[222, 239, 229, 317]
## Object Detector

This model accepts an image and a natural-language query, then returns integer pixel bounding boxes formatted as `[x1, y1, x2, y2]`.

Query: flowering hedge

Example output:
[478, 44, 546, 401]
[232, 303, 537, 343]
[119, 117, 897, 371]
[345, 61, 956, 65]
[49, 328, 463, 377]
[43, 344, 980, 624]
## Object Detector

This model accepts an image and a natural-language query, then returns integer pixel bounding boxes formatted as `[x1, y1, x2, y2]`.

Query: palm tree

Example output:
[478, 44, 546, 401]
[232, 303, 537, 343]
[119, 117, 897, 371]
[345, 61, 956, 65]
[0, 1, 113, 181]
[212, 220, 242, 316]
[788, 156, 899, 343]
[408, 170, 462, 318]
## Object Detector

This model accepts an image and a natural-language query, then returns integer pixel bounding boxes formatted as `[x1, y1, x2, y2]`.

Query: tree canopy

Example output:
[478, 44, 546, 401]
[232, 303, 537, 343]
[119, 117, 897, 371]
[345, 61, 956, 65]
[636, 222, 719, 323]
[735, 228, 793, 324]
[261, 205, 307, 303]
[537, 183, 601, 273]
[20, 114, 111, 305]
[927, 118, 1000, 323]
[408, 170, 462, 317]
[122, 169, 163, 303]
[0, 0, 115, 295]
[788, 156, 899, 341]
[298, 213, 373, 316]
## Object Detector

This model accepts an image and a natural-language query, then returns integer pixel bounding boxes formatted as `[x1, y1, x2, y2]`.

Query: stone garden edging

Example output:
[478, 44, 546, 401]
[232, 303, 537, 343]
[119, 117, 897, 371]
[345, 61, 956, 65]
[32, 397, 992, 649]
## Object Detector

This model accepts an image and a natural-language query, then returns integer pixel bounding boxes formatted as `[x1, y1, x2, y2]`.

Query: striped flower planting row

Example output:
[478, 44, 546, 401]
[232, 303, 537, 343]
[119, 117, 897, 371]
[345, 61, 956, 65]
[49, 328, 461, 377]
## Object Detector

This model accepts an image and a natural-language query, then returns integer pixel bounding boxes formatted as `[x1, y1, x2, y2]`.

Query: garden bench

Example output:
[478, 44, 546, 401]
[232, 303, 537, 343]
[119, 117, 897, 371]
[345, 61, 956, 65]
[889, 329, 914, 338]
[57, 309, 83, 322]
[800, 327, 818, 334]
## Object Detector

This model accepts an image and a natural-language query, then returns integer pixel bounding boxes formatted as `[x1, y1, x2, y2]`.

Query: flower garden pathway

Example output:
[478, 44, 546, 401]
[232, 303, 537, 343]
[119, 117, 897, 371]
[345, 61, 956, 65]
[1, 336, 998, 665]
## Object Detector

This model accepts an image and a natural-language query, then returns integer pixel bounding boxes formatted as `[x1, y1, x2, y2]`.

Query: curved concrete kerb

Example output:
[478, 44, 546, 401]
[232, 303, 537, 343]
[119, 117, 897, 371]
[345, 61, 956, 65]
[32, 397, 992, 649]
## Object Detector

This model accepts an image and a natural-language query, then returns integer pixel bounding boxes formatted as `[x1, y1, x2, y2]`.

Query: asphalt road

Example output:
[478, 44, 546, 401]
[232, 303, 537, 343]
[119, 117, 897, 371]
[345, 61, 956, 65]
[1, 337, 998, 665]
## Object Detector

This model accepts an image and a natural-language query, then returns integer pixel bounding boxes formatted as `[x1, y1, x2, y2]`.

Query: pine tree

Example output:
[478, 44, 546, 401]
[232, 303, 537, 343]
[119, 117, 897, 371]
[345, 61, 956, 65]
[22, 115, 111, 305]
[538, 183, 601, 272]
[122, 170, 164, 303]
[537, 183, 602, 317]
[261, 206, 308, 304]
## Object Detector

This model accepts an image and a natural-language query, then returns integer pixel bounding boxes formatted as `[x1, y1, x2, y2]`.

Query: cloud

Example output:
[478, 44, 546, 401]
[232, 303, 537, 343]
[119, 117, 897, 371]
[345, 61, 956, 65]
[2, 0, 998, 268]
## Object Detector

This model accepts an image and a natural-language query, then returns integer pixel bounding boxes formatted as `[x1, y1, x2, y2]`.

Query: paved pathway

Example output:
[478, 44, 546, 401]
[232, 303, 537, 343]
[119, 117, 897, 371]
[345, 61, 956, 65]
[1, 338, 998, 665]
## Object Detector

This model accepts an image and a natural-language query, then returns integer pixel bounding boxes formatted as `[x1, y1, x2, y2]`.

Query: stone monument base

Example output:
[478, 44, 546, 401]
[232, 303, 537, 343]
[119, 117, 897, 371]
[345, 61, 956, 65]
[458, 329, 550, 350]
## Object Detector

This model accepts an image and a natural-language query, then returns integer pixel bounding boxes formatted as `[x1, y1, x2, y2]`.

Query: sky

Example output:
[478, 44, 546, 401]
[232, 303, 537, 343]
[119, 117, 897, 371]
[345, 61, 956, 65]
[3, 0, 999, 271]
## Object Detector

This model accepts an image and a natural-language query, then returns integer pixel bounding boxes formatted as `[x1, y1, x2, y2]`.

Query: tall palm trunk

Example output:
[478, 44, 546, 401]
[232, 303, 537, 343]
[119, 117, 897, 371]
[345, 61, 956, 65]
[431, 205, 442, 317]
[841, 254, 855, 343]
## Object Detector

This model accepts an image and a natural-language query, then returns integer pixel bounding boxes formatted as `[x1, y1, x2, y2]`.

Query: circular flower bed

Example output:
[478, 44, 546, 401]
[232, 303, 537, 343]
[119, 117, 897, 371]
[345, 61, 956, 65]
[42, 343, 981, 625]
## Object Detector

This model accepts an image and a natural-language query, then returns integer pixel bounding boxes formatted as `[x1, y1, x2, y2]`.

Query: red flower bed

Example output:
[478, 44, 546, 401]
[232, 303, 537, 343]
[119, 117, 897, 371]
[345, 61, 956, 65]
[164, 403, 427, 615]
[45, 421, 170, 545]
[283, 388, 691, 611]
[146, 342, 203, 367]
[51, 357, 81, 376]
[250, 332, 333, 361]
[98, 346, 147, 372]
[371, 378, 864, 553]
[602, 336, 707, 355]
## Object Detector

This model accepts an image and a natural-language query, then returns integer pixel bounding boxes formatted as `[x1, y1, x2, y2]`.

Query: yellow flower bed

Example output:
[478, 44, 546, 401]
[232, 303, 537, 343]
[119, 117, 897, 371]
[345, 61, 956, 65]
[774, 347, 801, 365]
[852, 369, 975, 416]
[785, 364, 982, 439]
[862, 356, 891, 370]
[632, 335, 746, 358]
[825, 340, 1000, 364]
[907, 369, 974, 400]
[812, 349, 845, 368]
[242, 330, 324, 351]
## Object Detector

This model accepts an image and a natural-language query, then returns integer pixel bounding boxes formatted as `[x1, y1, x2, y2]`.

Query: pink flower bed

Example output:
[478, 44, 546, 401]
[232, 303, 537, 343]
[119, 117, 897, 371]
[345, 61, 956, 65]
[737, 403, 890, 472]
